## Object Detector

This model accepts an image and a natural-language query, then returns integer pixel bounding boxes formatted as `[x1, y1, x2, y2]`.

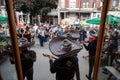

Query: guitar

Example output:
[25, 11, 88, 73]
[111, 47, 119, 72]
[42, 53, 57, 59]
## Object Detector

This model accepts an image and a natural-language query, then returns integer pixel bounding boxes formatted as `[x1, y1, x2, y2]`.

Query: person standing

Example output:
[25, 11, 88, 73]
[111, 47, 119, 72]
[36, 26, 45, 47]
[44, 37, 83, 80]
[24, 26, 31, 42]
[9, 37, 36, 80]
[82, 33, 98, 80]
[79, 28, 87, 43]
[30, 25, 36, 41]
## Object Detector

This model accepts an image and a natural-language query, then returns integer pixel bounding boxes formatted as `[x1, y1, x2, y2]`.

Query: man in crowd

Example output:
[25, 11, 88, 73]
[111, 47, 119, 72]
[9, 37, 36, 80]
[45, 36, 83, 80]
[82, 30, 98, 80]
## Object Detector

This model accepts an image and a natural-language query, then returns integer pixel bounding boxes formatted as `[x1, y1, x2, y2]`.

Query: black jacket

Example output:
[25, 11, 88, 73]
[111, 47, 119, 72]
[49, 56, 80, 80]
[83, 39, 97, 57]
[20, 50, 36, 70]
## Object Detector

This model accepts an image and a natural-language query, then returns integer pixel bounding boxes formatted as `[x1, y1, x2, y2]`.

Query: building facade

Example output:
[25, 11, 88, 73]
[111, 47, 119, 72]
[0, 0, 7, 17]
[1, 0, 120, 26]
[48, 0, 120, 25]
[57, 0, 102, 25]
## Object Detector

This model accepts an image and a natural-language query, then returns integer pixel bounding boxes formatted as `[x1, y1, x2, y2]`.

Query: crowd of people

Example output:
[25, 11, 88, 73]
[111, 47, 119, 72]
[15, 23, 120, 80]
[1, 22, 120, 80]
[16, 23, 88, 47]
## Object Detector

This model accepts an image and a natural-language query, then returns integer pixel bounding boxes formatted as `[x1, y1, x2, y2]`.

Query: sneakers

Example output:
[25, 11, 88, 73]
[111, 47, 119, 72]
[86, 74, 91, 80]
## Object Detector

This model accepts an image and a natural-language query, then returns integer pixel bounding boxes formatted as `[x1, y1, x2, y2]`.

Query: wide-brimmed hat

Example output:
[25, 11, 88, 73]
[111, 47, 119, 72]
[18, 37, 35, 48]
[18, 37, 34, 48]
[49, 37, 83, 58]
[62, 30, 80, 40]
[7, 37, 34, 48]
[89, 29, 98, 38]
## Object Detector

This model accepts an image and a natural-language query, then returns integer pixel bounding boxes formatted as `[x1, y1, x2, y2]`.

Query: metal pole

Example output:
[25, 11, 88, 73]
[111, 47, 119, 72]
[5, 0, 23, 80]
[93, 0, 110, 80]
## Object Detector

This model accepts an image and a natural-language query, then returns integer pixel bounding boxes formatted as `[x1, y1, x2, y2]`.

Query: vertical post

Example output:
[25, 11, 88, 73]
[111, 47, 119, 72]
[0, 72, 3, 80]
[0, 0, 1, 13]
[37, 15, 40, 25]
[58, 6, 60, 24]
[5, 0, 23, 80]
[79, 0, 81, 23]
[93, 0, 110, 80]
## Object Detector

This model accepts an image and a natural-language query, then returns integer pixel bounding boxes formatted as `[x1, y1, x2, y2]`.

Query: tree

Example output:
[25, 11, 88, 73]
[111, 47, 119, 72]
[14, 0, 57, 16]
[14, 0, 57, 24]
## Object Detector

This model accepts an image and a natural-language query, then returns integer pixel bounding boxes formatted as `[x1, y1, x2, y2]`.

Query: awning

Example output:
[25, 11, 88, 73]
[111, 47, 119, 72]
[86, 18, 100, 25]
[0, 16, 8, 24]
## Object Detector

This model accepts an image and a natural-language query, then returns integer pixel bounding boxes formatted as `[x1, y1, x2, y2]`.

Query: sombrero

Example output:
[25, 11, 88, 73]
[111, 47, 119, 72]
[18, 37, 34, 48]
[62, 30, 80, 40]
[89, 29, 98, 38]
[7, 37, 34, 48]
[49, 37, 83, 58]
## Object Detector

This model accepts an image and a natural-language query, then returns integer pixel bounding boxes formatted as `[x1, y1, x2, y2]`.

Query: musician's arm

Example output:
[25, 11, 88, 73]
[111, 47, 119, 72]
[9, 56, 15, 64]
[32, 56, 36, 62]
[49, 59, 57, 73]
[75, 57, 80, 80]
[9, 52, 15, 64]
[83, 43, 89, 51]
[30, 50, 37, 62]
[42, 53, 57, 73]
[33, 52, 37, 62]
[82, 55, 89, 60]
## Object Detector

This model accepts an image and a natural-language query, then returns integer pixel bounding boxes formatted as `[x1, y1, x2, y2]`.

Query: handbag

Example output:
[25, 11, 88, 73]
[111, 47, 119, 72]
[37, 34, 41, 38]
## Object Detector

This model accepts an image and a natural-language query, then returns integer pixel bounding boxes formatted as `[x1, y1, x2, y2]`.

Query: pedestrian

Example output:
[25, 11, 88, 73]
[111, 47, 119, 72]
[30, 25, 36, 41]
[79, 28, 87, 43]
[45, 37, 83, 80]
[82, 32, 98, 80]
[36, 26, 45, 47]
[18, 28, 25, 38]
[24, 26, 32, 42]
[9, 37, 36, 80]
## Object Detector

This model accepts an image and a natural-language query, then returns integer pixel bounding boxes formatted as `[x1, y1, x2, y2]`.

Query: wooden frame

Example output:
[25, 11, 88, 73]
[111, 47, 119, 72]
[3, 0, 110, 80]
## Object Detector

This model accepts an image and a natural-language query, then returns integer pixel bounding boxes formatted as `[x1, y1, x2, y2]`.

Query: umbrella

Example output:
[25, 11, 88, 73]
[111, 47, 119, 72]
[106, 15, 120, 25]
[86, 15, 120, 25]
[86, 18, 100, 24]
[0, 16, 8, 24]
[61, 18, 71, 24]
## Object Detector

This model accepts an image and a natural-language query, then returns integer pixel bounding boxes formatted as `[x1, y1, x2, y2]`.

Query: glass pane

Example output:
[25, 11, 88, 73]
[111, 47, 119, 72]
[99, 0, 120, 80]
[0, 0, 17, 80]
[2, 0, 119, 80]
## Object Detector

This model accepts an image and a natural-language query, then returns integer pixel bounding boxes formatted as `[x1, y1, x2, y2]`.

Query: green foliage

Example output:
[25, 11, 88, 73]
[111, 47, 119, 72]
[14, 0, 57, 16]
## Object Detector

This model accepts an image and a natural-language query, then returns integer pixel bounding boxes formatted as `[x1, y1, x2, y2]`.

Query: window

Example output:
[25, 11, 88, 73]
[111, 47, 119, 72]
[0, 0, 5, 6]
[93, 13, 96, 17]
[112, 0, 117, 7]
[83, 2, 89, 8]
[61, 0, 65, 8]
[100, 0, 103, 7]
[93, 2, 96, 8]
[69, 0, 76, 8]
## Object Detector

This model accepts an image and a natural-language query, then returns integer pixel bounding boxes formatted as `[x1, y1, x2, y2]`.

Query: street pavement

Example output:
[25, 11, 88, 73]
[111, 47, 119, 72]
[0, 37, 108, 80]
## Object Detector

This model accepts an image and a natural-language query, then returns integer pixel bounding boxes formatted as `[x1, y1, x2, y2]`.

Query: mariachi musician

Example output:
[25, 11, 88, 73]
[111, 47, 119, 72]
[43, 30, 83, 80]
[7, 37, 36, 80]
